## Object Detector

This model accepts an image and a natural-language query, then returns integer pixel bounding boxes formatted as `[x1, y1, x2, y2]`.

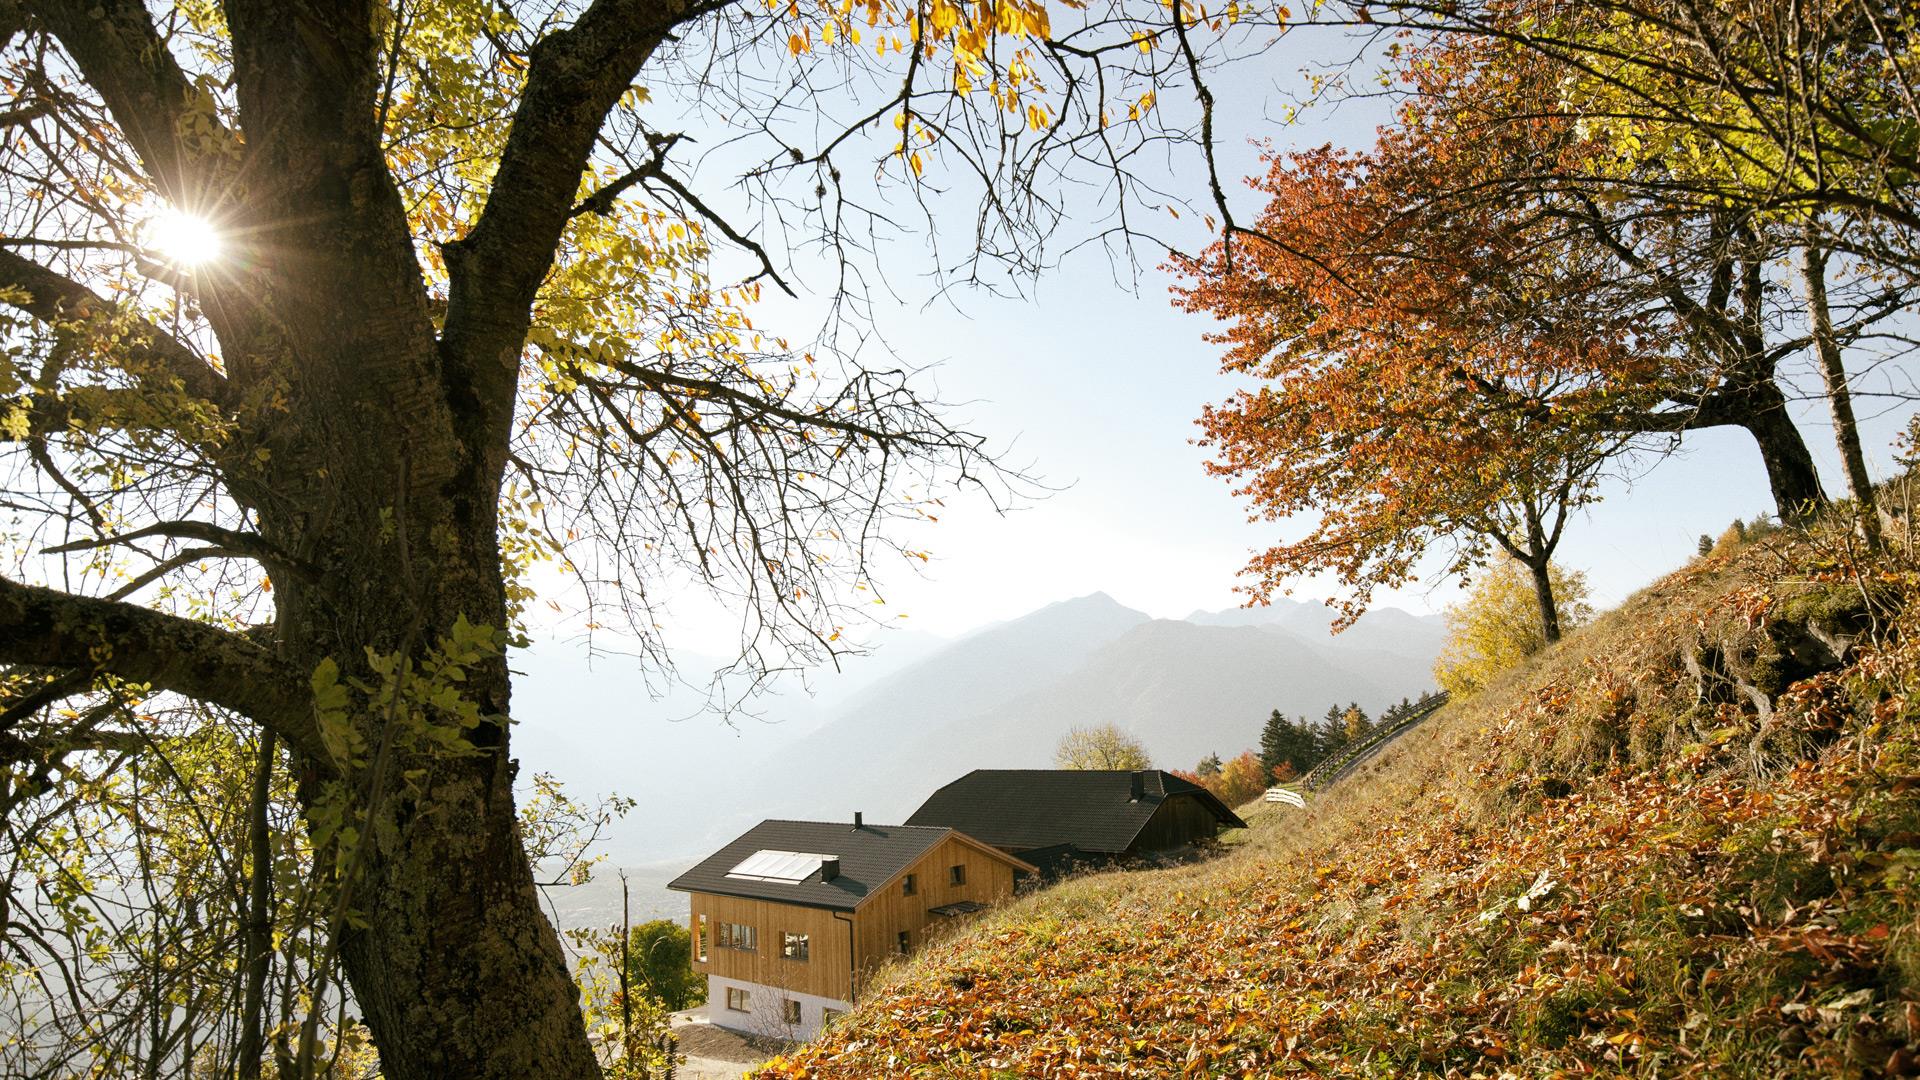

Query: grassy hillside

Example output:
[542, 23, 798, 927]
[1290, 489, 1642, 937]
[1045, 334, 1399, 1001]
[755, 514, 1920, 1078]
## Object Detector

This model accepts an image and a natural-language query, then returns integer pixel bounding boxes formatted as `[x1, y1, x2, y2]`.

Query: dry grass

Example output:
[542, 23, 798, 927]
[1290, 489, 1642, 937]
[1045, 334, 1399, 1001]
[757, 515, 1920, 1078]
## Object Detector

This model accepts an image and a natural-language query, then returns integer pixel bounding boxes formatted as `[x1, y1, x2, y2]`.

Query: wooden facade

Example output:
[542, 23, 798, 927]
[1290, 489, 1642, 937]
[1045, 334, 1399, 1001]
[847, 833, 1018, 991]
[686, 833, 1024, 1002]
[1131, 793, 1227, 852]
[689, 891, 856, 1001]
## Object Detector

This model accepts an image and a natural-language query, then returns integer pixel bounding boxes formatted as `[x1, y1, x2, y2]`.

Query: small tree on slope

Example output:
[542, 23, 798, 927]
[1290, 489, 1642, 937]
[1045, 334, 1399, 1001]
[1435, 557, 1594, 698]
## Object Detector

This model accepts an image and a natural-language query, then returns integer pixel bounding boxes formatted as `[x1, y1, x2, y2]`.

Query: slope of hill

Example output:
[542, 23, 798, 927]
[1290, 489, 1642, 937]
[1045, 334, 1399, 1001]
[759, 516, 1920, 1077]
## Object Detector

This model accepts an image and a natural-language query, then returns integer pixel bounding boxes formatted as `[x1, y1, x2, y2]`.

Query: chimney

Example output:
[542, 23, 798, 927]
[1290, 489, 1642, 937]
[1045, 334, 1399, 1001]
[853, 811, 863, 830]
[1129, 771, 1145, 801]
[820, 857, 841, 881]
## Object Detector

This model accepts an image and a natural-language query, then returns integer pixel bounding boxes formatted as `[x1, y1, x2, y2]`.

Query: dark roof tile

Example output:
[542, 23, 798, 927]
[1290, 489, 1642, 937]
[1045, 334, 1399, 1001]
[666, 819, 952, 910]
[904, 769, 1246, 855]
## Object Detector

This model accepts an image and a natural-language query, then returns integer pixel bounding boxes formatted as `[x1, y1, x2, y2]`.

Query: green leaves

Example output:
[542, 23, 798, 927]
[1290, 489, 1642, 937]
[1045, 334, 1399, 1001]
[310, 657, 359, 769]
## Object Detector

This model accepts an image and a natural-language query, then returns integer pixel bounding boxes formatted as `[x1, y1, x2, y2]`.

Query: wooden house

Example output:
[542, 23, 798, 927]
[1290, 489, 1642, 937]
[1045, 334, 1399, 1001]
[667, 816, 1033, 1039]
[905, 769, 1246, 879]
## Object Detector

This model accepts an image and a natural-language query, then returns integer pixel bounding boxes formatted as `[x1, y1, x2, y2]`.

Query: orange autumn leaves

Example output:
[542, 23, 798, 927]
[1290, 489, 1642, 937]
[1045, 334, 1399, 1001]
[1167, 43, 1654, 627]
[764, 736, 1918, 1075]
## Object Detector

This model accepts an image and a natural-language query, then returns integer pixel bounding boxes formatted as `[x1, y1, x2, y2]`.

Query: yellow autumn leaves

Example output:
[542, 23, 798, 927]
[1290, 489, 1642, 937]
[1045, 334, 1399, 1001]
[774, 0, 1137, 179]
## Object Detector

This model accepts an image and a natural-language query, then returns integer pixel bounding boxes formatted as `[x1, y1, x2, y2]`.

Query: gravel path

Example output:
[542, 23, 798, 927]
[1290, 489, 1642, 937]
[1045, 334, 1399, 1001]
[669, 1008, 792, 1079]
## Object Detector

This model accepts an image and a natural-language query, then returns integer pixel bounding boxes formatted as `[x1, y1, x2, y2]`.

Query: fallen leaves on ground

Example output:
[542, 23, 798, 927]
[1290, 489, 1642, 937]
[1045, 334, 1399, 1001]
[759, 537, 1920, 1078]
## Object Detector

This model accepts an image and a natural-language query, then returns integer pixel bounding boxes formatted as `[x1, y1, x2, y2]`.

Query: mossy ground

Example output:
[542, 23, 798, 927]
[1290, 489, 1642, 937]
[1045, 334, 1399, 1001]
[757, 519, 1920, 1078]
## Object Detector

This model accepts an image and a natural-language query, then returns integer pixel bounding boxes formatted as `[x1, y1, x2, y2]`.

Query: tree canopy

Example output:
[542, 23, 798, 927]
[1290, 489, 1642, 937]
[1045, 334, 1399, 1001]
[0, 0, 1279, 1075]
[1178, 0, 1920, 632]
[1435, 557, 1594, 699]
[1055, 723, 1153, 770]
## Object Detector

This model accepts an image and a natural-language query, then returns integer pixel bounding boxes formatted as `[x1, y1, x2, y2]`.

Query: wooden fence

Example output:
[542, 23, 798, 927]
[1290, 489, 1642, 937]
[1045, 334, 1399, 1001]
[1298, 691, 1451, 795]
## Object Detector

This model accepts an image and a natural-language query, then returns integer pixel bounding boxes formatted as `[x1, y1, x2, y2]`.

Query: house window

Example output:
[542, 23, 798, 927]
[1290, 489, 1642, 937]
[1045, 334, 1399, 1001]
[949, 864, 967, 886]
[896, 930, 910, 955]
[726, 987, 750, 1012]
[696, 914, 709, 962]
[783, 999, 802, 1025]
[902, 873, 916, 896]
[781, 931, 810, 961]
[824, 1008, 845, 1026]
[717, 922, 757, 951]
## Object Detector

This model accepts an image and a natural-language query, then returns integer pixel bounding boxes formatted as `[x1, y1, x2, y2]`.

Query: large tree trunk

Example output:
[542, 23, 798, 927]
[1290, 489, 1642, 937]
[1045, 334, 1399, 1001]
[331, 718, 597, 1080]
[271, 516, 601, 1080]
[1524, 556, 1562, 646]
[1673, 226, 1830, 524]
[225, 87, 601, 1080]
[246, 288, 597, 1075]
[1695, 372, 1827, 523]
[1740, 402, 1828, 524]
[1800, 237, 1881, 547]
[205, 1, 609, 1068]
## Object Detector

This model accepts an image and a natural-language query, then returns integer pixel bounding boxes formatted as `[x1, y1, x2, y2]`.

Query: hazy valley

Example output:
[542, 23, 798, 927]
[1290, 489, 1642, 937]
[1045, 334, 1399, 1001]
[516, 592, 1444, 930]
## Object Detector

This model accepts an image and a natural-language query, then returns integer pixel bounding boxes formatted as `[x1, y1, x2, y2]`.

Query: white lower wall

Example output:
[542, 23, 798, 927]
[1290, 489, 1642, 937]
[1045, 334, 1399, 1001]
[706, 974, 850, 1042]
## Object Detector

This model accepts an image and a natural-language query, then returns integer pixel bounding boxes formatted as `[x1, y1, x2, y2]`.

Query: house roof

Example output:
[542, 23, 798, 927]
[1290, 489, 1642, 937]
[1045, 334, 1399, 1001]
[666, 819, 1029, 911]
[904, 769, 1247, 855]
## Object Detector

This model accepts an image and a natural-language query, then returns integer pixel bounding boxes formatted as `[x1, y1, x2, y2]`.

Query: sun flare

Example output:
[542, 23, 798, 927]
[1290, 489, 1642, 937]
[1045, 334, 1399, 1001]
[145, 206, 224, 267]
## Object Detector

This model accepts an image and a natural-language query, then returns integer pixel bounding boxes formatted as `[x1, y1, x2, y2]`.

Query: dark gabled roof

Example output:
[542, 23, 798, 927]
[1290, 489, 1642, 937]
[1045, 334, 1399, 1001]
[904, 769, 1247, 855]
[665, 819, 975, 911]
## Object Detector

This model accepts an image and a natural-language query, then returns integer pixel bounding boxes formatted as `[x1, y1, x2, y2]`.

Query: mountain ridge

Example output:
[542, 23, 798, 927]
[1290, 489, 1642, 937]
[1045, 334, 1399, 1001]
[514, 591, 1444, 870]
[733, 594, 1442, 832]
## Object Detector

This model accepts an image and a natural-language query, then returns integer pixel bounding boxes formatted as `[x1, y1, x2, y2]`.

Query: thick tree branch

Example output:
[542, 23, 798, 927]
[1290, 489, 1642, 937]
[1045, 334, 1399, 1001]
[22, 0, 240, 205]
[440, 0, 713, 435]
[0, 248, 229, 409]
[0, 576, 319, 758]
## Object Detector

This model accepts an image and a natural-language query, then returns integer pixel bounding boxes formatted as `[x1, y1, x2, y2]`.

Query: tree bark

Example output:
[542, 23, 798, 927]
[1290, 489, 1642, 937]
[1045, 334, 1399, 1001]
[1799, 236, 1881, 547]
[1525, 556, 1562, 646]
[266, 514, 601, 1079]
[1731, 382, 1829, 524]
[331, 728, 598, 1080]
[243, 305, 598, 1078]
[236, 732, 275, 1080]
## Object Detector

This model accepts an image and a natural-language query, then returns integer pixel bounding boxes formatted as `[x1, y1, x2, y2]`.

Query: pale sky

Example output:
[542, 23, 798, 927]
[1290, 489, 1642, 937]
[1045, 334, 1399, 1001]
[537, 31, 1920, 659]
[503, 29, 1920, 878]
[743, 285, 1920, 642]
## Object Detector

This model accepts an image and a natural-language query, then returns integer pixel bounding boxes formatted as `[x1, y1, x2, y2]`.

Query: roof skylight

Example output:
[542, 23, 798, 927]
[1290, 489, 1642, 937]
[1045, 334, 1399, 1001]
[725, 849, 837, 883]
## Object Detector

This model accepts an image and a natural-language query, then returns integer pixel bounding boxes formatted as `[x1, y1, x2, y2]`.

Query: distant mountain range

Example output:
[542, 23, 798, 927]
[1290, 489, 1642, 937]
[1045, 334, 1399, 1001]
[731, 593, 1443, 829]
[510, 593, 1445, 880]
